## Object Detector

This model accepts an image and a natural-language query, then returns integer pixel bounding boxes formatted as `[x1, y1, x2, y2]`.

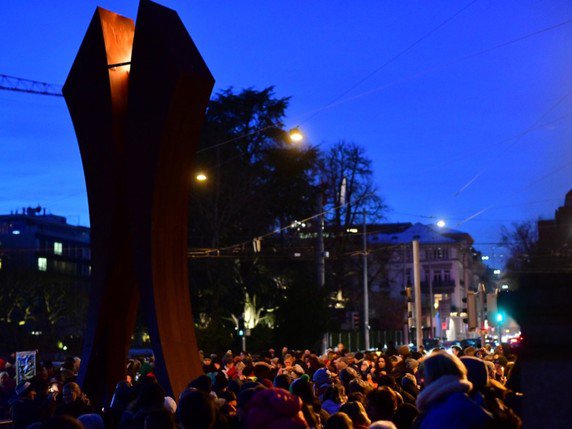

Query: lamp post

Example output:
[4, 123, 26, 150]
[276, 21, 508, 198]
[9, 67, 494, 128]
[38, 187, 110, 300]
[412, 240, 423, 350]
[363, 210, 370, 350]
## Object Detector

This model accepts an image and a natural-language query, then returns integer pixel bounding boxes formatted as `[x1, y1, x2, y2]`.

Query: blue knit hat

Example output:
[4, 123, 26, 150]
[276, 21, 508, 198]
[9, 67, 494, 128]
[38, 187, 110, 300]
[312, 368, 332, 388]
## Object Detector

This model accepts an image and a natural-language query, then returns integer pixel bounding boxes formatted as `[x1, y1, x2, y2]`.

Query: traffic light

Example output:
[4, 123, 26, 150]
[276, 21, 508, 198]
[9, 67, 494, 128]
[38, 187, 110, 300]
[352, 312, 360, 330]
[401, 287, 414, 328]
[496, 312, 504, 323]
[462, 292, 478, 331]
[238, 317, 245, 337]
[486, 292, 497, 322]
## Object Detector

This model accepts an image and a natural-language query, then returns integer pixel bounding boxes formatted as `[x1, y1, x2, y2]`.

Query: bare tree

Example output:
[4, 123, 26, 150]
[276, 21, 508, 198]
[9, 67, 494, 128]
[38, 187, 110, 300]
[501, 221, 538, 272]
[318, 140, 386, 227]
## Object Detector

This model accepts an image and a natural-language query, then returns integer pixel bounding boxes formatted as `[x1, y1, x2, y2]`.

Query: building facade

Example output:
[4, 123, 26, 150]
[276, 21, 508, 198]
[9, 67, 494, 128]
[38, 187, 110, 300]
[368, 223, 485, 340]
[537, 190, 572, 271]
[0, 206, 90, 277]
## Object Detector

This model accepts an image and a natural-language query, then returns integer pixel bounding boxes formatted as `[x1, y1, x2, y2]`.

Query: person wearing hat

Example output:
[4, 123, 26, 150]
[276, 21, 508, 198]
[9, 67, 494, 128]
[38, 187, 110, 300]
[414, 351, 491, 429]
[11, 380, 41, 429]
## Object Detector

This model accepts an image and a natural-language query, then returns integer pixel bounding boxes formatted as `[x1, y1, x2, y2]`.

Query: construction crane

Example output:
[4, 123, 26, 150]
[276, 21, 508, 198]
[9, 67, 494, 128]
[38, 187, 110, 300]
[0, 74, 63, 97]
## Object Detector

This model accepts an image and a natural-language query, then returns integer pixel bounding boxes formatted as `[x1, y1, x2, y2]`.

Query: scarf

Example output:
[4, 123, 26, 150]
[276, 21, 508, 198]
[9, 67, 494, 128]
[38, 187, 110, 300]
[416, 375, 472, 413]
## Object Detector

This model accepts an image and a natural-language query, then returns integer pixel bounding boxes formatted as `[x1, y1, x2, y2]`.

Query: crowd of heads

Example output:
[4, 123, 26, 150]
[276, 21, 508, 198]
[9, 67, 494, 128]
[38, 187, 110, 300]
[0, 342, 522, 429]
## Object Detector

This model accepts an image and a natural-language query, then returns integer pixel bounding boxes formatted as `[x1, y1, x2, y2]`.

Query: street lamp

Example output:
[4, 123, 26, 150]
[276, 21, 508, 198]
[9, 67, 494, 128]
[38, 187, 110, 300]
[289, 127, 303, 143]
[436, 220, 446, 228]
[196, 173, 207, 182]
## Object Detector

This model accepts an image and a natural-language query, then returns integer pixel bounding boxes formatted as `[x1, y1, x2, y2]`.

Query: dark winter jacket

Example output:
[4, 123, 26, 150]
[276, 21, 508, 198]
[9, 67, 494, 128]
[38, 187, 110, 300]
[55, 398, 93, 418]
[11, 398, 42, 429]
[414, 375, 492, 429]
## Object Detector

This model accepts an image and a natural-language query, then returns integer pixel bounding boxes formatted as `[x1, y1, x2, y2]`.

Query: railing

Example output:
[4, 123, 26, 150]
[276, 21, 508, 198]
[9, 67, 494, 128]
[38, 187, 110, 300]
[421, 279, 455, 293]
[328, 330, 404, 351]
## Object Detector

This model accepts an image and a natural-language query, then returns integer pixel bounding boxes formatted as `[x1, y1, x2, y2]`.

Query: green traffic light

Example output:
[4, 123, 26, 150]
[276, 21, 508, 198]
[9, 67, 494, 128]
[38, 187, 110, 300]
[496, 313, 504, 323]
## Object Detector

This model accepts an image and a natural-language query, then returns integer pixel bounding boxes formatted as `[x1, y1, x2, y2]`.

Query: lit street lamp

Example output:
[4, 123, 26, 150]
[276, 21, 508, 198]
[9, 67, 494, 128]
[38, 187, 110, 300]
[289, 127, 303, 143]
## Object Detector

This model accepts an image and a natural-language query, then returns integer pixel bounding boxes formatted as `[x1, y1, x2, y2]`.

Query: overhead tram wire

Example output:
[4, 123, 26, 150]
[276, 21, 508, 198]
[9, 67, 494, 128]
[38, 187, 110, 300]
[188, 192, 378, 258]
[454, 89, 572, 196]
[5, 17, 570, 159]
[159, 0, 481, 156]
[299, 0, 480, 125]
[456, 159, 572, 227]
[193, 17, 572, 157]
[293, 18, 572, 122]
[416, 109, 572, 176]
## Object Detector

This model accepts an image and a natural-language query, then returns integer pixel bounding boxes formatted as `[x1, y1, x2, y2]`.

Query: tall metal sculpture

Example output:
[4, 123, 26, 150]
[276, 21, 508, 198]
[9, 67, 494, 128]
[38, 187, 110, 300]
[63, 0, 214, 403]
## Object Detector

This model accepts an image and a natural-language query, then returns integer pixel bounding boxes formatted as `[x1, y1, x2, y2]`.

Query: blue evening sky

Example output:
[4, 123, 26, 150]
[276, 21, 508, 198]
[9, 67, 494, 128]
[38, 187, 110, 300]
[1, 0, 572, 268]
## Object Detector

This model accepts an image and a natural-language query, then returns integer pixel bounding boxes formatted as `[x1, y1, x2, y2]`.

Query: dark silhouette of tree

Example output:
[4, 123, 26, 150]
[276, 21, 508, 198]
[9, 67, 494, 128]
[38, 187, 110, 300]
[501, 221, 538, 272]
[317, 141, 387, 320]
[319, 140, 386, 227]
[188, 87, 320, 345]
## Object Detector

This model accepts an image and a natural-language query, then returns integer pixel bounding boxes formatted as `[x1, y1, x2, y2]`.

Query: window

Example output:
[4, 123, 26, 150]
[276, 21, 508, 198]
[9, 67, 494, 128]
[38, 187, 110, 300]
[53, 260, 76, 274]
[0, 258, 3, 270]
[38, 257, 47, 271]
[434, 270, 442, 282]
[54, 242, 63, 255]
[444, 270, 451, 281]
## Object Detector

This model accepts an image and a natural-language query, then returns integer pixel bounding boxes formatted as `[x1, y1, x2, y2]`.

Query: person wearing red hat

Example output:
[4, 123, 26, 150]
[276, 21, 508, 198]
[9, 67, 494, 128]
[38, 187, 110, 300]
[246, 388, 308, 429]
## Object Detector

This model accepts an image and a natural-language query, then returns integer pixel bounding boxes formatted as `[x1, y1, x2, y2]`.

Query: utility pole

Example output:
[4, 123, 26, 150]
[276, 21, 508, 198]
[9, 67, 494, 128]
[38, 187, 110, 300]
[316, 192, 328, 354]
[412, 240, 423, 350]
[428, 250, 434, 339]
[363, 210, 370, 350]
[478, 283, 486, 347]
[402, 244, 410, 344]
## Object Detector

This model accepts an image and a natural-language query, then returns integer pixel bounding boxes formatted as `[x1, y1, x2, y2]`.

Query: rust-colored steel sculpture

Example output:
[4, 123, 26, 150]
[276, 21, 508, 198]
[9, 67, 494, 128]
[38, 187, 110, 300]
[63, 0, 214, 403]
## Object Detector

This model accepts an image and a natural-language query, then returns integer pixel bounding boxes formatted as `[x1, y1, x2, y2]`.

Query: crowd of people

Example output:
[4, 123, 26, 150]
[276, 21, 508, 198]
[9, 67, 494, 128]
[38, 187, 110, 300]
[0, 342, 522, 429]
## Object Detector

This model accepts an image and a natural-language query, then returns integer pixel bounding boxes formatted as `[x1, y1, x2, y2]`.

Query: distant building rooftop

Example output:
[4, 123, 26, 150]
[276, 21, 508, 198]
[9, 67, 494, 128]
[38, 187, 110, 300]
[369, 222, 473, 245]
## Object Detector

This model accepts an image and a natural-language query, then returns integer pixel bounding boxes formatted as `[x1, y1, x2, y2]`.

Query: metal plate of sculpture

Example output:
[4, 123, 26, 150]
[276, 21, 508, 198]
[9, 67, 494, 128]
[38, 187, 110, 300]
[63, 0, 214, 403]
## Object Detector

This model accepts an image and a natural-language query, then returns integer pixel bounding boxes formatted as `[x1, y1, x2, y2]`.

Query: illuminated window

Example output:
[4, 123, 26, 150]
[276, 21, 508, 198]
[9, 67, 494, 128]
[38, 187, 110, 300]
[54, 242, 63, 255]
[0, 258, 2, 270]
[38, 257, 47, 271]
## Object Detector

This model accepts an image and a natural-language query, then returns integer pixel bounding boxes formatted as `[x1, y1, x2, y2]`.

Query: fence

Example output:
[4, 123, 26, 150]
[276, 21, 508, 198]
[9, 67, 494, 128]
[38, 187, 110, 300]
[328, 330, 405, 352]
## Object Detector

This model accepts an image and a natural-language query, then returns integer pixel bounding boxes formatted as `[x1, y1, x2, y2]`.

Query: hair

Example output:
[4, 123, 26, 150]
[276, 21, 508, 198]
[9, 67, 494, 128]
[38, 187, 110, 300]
[138, 380, 166, 410]
[177, 389, 216, 429]
[421, 351, 467, 385]
[393, 403, 419, 429]
[366, 386, 399, 422]
[463, 346, 477, 357]
[273, 374, 291, 390]
[145, 408, 176, 429]
[348, 392, 367, 408]
[63, 382, 81, 396]
[339, 401, 371, 427]
[301, 403, 320, 428]
[376, 374, 397, 389]
[63, 382, 90, 406]
[325, 412, 354, 429]
[323, 384, 344, 404]
[291, 377, 315, 404]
